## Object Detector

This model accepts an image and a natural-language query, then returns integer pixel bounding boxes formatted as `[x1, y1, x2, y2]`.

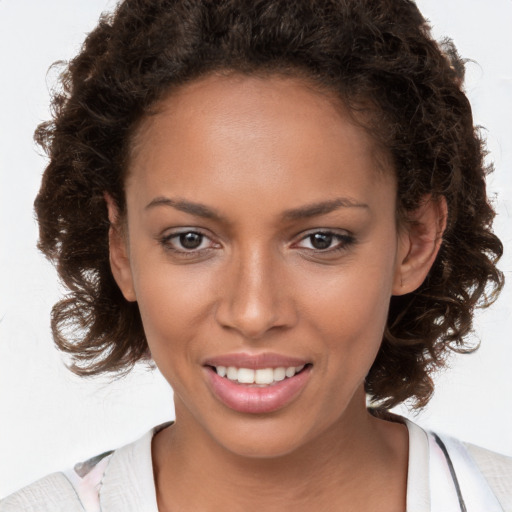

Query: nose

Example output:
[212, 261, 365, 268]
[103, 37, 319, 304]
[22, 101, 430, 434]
[214, 247, 296, 340]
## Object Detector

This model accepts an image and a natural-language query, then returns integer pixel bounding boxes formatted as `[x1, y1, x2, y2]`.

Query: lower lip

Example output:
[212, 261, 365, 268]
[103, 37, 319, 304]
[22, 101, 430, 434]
[205, 366, 312, 414]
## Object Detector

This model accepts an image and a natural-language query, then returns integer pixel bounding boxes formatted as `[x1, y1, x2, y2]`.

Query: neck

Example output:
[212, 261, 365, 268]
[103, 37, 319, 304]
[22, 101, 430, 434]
[152, 391, 408, 512]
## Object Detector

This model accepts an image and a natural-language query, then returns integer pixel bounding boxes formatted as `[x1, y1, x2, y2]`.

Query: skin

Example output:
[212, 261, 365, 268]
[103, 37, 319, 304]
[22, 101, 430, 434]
[108, 73, 446, 512]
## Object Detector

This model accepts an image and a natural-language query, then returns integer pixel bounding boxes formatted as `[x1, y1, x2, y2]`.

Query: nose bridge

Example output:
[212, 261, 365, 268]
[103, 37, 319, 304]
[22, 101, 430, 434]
[216, 242, 291, 338]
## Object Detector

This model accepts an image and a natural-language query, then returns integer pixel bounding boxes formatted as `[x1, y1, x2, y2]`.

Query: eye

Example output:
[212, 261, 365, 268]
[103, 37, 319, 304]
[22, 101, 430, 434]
[178, 232, 205, 250]
[295, 231, 354, 252]
[159, 229, 219, 255]
[306, 232, 335, 250]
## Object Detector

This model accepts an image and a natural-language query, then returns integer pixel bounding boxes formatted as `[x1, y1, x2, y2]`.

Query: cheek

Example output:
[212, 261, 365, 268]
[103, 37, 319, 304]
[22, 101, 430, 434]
[131, 259, 218, 356]
[297, 251, 396, 361]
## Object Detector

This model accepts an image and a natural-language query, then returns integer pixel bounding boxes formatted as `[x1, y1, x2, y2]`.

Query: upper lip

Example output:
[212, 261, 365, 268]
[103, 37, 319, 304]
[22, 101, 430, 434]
[203, 352, 310, 369]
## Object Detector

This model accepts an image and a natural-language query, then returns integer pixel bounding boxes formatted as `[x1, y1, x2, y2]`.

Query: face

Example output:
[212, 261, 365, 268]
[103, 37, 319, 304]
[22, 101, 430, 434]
[111, 74, 414, 458]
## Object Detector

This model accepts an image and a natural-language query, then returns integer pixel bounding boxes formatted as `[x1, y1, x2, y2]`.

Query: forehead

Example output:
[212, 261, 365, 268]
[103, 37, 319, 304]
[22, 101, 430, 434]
[126, 73, 394, 215]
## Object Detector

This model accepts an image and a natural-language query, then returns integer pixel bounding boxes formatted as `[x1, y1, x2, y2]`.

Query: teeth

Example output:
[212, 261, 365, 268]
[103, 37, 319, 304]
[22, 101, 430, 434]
[216, 365, 306, 385]
[273, 367, 286, 381]
[227, 366, 238, 380]
[285, 366, 296, 378]
[238, 368, 255, 384]
[255, 368, 274, 384]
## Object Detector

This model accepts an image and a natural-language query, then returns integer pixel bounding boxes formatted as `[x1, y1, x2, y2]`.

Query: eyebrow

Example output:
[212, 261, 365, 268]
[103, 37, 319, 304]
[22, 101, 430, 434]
[145, 196, 369, 221]
[145, 197, 224, 221]
[281, 198, 369, 220]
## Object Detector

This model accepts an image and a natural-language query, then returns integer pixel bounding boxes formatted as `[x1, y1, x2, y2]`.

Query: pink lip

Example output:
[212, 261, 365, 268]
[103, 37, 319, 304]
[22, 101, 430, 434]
[204, 364, 312, 414]
[203, 352, 309, 369]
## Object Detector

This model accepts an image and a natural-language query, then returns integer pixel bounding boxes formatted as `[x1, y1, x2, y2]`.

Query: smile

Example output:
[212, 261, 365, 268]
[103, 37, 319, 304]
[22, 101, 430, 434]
[213, 365, 305, 386]
[204, 356, 312, 414]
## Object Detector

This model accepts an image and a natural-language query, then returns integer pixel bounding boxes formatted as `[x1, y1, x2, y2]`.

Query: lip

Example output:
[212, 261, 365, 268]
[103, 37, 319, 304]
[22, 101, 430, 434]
[204, 354, 312, 414]
[203, 352, 309, 369]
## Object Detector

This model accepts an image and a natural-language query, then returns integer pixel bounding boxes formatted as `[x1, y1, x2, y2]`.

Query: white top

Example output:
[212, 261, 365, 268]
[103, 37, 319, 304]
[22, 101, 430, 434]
[2, 418, 511, 511]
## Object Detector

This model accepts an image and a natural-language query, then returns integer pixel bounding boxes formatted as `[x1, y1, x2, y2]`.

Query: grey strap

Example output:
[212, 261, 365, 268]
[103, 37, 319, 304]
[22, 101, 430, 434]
[433, 433, 467, 512]
[433, 434, 506, 512]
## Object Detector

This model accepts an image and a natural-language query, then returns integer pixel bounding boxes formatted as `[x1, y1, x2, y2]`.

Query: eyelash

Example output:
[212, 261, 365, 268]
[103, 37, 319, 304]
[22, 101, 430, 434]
[159, 229, 219, 257]
[294, 231, 355, 255]
[158, 229, 355, 257]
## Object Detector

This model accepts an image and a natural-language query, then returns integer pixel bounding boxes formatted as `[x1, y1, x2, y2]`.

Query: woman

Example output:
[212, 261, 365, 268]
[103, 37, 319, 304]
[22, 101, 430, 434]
[2, 0, 511, 510]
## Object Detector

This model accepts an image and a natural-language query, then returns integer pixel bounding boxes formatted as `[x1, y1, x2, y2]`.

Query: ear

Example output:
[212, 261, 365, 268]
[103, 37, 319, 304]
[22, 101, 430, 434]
[392, 195, 447, 296]
[104, 193, 137, 302]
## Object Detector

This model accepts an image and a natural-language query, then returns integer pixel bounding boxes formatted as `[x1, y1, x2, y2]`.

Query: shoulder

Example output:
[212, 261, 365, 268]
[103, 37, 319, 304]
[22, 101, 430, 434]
[0, 472, 84, 512]
[0, 450, 113, 512]
[463, 440, 512, 477]
[1, 423, 170, 512]
[395, 414, 512, 511]
[433, 432, 512, 512]
[462, 440, 512, 510]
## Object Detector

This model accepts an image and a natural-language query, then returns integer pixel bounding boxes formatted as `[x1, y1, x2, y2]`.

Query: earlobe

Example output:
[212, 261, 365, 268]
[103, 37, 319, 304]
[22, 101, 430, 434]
[104, 193, 137, 302]
[393, 195, 447, 296]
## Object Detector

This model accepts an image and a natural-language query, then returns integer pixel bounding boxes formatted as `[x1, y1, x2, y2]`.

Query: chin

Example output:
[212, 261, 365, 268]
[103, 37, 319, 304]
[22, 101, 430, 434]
[211, 419, 314, 459]
[199, 401, 348, 461]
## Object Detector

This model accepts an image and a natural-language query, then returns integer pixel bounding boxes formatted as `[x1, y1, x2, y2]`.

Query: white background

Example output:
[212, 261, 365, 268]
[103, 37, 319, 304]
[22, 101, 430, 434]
[0, 0, 511, 498]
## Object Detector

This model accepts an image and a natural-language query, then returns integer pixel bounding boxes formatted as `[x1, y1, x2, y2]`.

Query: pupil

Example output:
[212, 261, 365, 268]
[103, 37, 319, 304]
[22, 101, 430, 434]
[311, 233, 332, 250]
[180, 232, 202, 249]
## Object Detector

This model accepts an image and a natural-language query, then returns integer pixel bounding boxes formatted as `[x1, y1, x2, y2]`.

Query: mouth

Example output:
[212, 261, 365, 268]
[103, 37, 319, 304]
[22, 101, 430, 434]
[209, 364, 308, 386]
[203, 356, 312, 414]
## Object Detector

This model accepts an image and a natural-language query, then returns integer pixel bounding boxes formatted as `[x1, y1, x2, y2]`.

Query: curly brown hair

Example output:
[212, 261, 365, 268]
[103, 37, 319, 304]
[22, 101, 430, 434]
[34, 0, 503, 409]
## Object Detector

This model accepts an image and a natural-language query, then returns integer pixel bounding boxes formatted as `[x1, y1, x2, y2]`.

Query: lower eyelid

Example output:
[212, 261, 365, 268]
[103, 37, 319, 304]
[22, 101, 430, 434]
[160, 242, 217, 259]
